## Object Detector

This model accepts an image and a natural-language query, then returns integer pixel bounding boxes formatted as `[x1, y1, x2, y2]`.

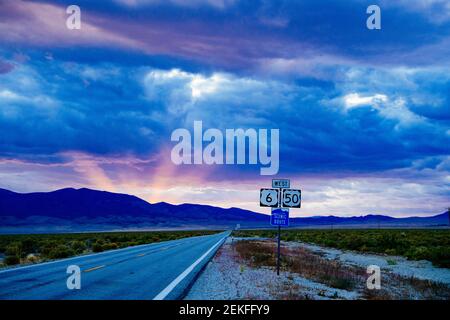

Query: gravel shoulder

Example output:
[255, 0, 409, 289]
[185, 237, 450, 300]
[298, 242, 450, 285]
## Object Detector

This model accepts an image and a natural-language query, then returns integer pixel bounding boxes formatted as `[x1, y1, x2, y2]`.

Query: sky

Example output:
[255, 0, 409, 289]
[0, 0, 449, 217]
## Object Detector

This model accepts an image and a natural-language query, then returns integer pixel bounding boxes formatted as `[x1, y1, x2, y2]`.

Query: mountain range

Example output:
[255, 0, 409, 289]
[0, 187, 448, 233]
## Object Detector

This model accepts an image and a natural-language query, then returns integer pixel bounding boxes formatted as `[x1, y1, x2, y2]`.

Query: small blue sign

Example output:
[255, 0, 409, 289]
[270, 208, 289, 226]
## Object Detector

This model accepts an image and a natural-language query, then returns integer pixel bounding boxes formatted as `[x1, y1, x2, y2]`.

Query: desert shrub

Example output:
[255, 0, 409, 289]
[320, 275, 354, 290]
[232, 229, 450, 268]
[4, 255, 20, 265]
[385, 248, 396, 255]
[252, 252, 275, 266]
[411, 247, 450, 268]
[101, 242, 119, 251]
[39, 241, 59, 256]
[47, 245, 75, 259]
[405, 246, 429, 260]
[5, 244, 21, 256]
[20, 239, 36, 254]
[0, 230, 220, 265]
[25, 253, 40, 263]
[70, 240, 87, 254]
[92, 241, 105, 253]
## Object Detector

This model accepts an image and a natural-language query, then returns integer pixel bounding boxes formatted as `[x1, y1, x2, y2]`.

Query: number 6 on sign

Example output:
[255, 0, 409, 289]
[260, 188, 279, 207]
[282, 189, 301, 208]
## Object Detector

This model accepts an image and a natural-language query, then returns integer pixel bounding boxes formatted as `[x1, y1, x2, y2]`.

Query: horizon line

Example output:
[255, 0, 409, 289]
[1, 186, 447, 220]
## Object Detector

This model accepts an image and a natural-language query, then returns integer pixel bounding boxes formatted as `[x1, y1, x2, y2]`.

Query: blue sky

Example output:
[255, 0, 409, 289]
[0, 0, 449, 216]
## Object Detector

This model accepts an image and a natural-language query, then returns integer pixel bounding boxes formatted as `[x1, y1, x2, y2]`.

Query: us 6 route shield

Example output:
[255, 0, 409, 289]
[260, 188, 279, 207]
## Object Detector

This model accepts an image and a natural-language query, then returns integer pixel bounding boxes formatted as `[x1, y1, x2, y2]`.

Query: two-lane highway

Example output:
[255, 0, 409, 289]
[0, 231, 230, 300]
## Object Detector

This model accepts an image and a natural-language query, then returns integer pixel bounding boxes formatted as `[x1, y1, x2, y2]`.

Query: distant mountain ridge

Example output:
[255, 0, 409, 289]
[0, 188, 448, 233]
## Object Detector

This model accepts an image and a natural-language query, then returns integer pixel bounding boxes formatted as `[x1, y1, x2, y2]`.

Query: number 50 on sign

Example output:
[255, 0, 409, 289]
[282, 189, 301, 208]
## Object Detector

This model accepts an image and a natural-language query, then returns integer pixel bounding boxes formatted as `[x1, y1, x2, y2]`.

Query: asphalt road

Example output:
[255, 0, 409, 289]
[0, 231, 230, 300]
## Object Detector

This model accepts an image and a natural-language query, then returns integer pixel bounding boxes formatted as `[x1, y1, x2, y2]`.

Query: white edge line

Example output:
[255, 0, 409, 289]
[0, 232, 219, 275]
[153, 234, 228, 300]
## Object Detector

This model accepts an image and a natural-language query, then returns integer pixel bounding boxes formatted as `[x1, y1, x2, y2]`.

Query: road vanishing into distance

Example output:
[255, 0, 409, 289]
[0, 231, 230, 300]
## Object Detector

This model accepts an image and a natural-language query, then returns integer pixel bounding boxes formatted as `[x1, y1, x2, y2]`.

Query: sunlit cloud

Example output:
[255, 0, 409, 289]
[0, 0, 449, 217]
[343, 93, 388, 109]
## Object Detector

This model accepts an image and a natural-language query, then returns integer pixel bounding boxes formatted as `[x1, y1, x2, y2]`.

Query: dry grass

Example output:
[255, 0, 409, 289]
[283, 246, 365, 290]
[235, 240, 363, 290]
[233, 239, 450, 300]
[234, 241, 277, 267]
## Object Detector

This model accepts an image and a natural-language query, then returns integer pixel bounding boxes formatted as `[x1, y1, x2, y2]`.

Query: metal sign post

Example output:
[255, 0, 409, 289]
[277, 225, 281, 275]
[260, 179, 301, 276]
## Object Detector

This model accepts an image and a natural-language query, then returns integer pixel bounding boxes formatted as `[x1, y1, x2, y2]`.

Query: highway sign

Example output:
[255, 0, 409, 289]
[270, 208, 289, 226]
[259, 179, 300, 276]
[282, 189, 301, 208]
[260, 188, 279, 207]
[272, 179, 290, 188]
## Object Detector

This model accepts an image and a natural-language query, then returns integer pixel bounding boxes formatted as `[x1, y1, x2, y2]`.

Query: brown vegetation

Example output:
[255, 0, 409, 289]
[233, 239, 450, 300]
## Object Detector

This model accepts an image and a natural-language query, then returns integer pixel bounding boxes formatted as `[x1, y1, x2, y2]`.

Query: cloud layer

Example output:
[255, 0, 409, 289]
[0, 0, 449, 216]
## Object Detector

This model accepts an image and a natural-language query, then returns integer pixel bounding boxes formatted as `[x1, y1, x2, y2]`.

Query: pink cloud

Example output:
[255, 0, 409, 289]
[0, 1, 141, 49]
[0, 1, 307, 68]
[1, 151, 447, 217]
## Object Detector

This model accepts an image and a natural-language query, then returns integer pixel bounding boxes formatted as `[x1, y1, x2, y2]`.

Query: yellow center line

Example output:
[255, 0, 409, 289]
[83, 265, 106, 273]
